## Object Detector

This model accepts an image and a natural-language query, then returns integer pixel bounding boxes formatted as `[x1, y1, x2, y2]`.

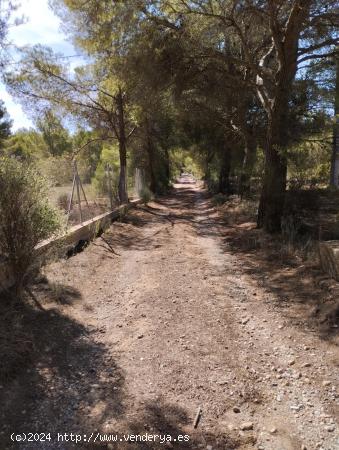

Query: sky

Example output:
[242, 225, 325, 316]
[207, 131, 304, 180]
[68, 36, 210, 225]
[0, 0, 82, 131]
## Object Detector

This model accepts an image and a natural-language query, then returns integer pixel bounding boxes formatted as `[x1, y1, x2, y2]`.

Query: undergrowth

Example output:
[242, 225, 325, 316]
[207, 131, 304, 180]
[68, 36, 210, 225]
[219, 195, 318, 264]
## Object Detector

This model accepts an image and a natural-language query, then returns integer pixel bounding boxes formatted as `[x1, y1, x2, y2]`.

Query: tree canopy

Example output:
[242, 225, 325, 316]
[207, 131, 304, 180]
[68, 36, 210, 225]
[4, 0, 339, 231]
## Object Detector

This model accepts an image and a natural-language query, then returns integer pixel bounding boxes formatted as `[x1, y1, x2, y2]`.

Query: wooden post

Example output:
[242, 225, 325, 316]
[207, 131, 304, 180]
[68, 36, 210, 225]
[107, 164, 114, 210]
[66, 165, 76, 227]
[74, 160, 83, 224]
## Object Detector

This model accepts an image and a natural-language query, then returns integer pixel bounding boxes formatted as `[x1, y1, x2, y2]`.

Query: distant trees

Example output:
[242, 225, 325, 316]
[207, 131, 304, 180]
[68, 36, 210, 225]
[52, 0, 177, 195]
[0, 100, 12, 144]
[37, 110, 72, 157]
[6, 47, 137, 203]
[4, 128, 45, 160]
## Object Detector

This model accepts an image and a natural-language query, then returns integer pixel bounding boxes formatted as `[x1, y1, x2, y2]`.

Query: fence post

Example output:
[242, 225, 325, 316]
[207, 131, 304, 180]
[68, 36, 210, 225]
[106, 164, 114, 210]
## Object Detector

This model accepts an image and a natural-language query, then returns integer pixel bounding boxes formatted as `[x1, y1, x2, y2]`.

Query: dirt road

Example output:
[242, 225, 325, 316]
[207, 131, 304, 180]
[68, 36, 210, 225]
[2, 183, 338, 449]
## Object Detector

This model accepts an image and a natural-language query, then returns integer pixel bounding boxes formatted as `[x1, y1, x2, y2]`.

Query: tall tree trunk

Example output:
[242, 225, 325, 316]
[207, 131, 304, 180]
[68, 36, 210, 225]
[239, 130, 257, 197]
[218, 147, 232, 194]
[258, 97, 288, 232]
[257, 147, 287, 232]
[164, 147, 170, 185]
[145, 119, 157, 193]
[203, 149, 214, 184]
[118, 142, 128, 204]
[330, 51, 339, 186]
[117, 88, 128, 204]
[147, 140, 157, 193]
[255, 0, 311, 232]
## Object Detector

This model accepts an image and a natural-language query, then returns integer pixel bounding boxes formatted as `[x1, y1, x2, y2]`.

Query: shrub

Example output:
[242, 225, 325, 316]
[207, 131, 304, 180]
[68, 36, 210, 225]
[57, 193, 70, 211]
[212, 193, 228, 206]
[0, 157, 61, 293]
[281, 214, 301, 246]
[37, 157, 73, 187]
[140, 186, 153, 205]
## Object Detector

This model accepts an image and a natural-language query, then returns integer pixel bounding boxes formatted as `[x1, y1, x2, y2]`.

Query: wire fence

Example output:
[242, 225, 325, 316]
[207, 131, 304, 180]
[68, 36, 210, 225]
[41, 156, 145, 228]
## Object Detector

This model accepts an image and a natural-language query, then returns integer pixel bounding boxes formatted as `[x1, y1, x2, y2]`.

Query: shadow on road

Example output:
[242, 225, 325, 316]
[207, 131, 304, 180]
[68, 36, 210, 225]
[103, 399, 241, 449]
[0, 288, 125, 449]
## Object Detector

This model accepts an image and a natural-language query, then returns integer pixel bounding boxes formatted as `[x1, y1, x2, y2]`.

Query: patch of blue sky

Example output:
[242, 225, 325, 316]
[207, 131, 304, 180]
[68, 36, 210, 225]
[1, 0, 85, 131]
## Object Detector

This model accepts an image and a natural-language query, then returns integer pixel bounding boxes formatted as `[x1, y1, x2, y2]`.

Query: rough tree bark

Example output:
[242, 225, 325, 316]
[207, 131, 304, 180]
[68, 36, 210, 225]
[239, 128, 257, 197]
[256, 0, 312, 232]
[146, 125, 157, 193]
[117, 87, 128, 204]
[258, 104, 287, 233]
[330, 51, 339, 186]
[164, 147, 170, 184]
[203, 149, 214, 184]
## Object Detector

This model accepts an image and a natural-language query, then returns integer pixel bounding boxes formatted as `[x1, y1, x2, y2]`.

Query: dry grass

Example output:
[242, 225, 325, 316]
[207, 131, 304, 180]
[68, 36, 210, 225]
[48, 183, 96, 207]
[218, 195, 318, 264]
[218, 195, 258, 223]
